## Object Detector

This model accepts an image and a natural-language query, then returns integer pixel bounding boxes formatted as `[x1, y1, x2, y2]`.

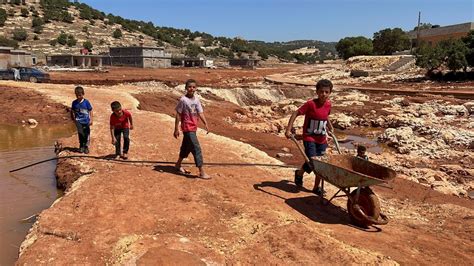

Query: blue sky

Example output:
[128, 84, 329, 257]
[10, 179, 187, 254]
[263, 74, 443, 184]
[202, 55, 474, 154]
[79, 0, 473, 42]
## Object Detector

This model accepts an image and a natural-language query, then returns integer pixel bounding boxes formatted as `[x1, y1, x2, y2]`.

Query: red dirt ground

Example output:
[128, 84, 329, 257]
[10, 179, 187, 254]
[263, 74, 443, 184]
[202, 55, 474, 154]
[2, 74, 472, 264]
[0, 86, 70, 125]
[48, 66, 298, 87]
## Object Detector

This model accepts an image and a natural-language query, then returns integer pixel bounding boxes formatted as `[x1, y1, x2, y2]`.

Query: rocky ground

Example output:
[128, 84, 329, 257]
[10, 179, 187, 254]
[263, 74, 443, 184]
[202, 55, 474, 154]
[2, 66, 472, 264]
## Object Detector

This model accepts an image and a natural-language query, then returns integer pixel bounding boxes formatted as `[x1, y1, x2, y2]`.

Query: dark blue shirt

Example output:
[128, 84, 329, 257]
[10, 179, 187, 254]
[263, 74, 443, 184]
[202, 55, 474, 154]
[71, 99, 92, 125]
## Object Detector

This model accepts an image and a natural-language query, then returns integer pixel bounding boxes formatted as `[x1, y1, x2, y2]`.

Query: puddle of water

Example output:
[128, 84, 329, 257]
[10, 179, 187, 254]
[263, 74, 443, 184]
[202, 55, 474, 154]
[334, 128, 390, 155]
[0, 124, 74, 265]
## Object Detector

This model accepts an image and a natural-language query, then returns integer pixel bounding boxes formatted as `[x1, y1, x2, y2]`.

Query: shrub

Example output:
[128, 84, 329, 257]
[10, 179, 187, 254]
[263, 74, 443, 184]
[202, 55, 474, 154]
[67, 35, 77, 47]
[113, 28, 122, 38]
[49, 39, 57, 46]
[12, 27, 28, 41]
[83, 40, 93, 51]
[57, 32, 68, 45]
[0, 36, 18, 48]
[0, 8, 6, 27]
[20, 7, 28, 17]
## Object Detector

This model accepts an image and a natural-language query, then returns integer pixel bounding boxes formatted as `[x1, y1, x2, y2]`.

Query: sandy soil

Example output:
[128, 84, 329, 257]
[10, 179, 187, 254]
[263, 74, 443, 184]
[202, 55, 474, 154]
[3, 79, 471, 265]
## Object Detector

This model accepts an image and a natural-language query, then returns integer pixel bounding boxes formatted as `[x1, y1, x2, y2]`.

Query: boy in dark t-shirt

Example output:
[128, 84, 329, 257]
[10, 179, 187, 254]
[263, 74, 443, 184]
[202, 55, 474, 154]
[71, 86, 93, 154]
[285, 79, 334, 196]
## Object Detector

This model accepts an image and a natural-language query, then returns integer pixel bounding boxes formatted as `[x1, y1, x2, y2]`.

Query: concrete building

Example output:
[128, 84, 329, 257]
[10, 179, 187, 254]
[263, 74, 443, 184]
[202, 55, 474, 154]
[109, 46, 171, 68]
[408, 22, 474, 47]
[46, 54, 106, 68]
[177, 54, 214, 68]
[229, 58, 259, 68]
[47, 46, 172, 69]
[0, 46, 33, 69]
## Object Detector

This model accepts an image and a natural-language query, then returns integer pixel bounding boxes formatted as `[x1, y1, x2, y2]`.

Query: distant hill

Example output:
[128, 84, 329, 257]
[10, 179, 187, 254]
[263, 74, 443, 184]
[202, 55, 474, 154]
[0, 0, 336, 63]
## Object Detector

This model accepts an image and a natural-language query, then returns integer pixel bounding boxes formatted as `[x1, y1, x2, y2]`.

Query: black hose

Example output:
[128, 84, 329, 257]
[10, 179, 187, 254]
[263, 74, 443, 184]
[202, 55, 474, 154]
[9, 155, 297, 173]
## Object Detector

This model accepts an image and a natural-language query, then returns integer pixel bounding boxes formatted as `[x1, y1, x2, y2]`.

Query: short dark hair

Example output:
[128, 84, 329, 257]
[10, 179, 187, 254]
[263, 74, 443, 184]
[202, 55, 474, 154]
[111, 101, 121, 110]
[316, 79, 333, 92]
[357, 145, 367, 153]
[185, 79, 197, 89]
[74, 86, 85, 95]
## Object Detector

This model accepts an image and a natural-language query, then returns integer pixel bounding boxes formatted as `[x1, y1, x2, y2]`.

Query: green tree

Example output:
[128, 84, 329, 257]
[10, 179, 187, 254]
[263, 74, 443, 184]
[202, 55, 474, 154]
[336, 36, 373, 60]
[82, 25, 89, 33]
[83, 40, 93, 51]
[113, 28, 122, 39]
[231, 38, 250, 53]
[32, 17, 44, 27]
[67, 34, 77, 47]
[20, 7, 29, 17]
[413, 23, 433, 31]
[12, 27, 28, 41]
[462, 30, 474, 67]
[0, 36, 18, 48]
[79, 8, 92, 20]
[56, 32, 68, 45]
[372, 28, 410, 55]
[0, 8, 7, 26]
[32, 17, 44, 33]
[61, 12, 74, 23]
[440, 39, 468, 72]
[415, 42, 445, 72]
[185, 43, 204, 57]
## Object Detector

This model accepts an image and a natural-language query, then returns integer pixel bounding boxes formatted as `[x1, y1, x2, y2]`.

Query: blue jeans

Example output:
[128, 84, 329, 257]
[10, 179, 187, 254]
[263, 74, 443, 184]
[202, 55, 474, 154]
[302, 141, 327, 173]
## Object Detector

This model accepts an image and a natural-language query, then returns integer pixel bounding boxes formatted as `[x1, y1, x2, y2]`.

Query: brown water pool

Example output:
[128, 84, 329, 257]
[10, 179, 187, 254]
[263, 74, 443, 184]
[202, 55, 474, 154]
[0, 124, 75, 265]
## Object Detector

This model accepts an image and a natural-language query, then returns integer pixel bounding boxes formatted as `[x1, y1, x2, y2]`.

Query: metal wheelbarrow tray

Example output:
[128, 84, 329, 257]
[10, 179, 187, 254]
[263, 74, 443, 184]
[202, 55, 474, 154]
[312, 154, 396, 227]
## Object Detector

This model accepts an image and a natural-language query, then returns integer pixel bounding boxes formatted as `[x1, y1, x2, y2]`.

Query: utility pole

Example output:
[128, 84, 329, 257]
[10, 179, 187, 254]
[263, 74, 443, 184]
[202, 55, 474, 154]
[416, 11, 421, 48]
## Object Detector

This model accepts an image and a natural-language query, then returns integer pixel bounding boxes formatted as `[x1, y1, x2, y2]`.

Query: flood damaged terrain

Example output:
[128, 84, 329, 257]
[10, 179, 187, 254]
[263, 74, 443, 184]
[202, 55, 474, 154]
[1, 64, 473, 264]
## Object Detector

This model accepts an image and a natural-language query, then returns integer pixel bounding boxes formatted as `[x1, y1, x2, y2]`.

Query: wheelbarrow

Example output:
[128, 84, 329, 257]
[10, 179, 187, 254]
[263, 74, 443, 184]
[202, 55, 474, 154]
[290, 132, 396, 227]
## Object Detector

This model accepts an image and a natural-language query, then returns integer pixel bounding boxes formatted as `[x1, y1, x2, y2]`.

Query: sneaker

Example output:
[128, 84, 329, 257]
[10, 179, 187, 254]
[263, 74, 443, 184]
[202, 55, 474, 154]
[84, 147, 89, 154]
[294, 170, 303, 187]
[312, 187, 326, 196]
[79, 147, 85, 153]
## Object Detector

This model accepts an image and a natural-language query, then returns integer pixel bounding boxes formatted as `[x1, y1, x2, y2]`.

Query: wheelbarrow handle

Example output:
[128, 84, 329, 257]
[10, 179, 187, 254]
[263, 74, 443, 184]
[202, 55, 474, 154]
[328, 131, 342, 155]
[289, 135, 311, 163]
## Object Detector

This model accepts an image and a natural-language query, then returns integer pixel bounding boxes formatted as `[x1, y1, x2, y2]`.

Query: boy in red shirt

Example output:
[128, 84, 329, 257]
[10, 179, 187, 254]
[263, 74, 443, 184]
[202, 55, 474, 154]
[285, 79, 334, 196]
[110, 101, 133, 159]
[174, 79, 210, 179]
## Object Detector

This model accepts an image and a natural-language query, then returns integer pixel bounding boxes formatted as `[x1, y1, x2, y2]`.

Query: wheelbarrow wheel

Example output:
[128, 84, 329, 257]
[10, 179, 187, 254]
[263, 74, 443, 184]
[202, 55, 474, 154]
[347, 187, 381, 227]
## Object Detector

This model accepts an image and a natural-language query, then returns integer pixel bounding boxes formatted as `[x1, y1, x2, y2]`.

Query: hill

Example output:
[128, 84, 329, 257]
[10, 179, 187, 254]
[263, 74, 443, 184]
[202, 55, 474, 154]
[0, 0, 336, 63]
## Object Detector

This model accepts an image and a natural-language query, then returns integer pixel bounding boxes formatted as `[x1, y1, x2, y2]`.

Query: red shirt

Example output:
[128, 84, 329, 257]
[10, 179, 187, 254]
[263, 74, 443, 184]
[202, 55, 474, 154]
[298, 99, 331, 144]
[110, 109, 132, 129]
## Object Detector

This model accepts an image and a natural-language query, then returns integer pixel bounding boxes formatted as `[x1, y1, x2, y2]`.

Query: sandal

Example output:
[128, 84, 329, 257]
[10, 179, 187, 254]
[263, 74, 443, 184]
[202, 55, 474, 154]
[199, 173, 211, 179]
[176, 167, 191, 175]
[121, 154, 128, 160]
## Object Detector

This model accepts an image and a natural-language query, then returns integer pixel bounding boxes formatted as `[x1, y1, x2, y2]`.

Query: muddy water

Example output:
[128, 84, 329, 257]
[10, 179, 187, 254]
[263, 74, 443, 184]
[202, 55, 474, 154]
[334, 129, 389, 154]
[0, 124, 75, 265]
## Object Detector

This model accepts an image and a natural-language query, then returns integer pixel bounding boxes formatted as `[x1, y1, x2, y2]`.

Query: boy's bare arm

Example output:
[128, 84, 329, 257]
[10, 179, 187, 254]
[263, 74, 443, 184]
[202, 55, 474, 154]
[285, 110, 300, 138]
[198, 112, 210, 133]
[129, 115, 134, 130]
[174, 111, 180, 138]
[89, 110, 93, 126]
[110, 126, 116, 144]
[70, 109, 75, 121]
